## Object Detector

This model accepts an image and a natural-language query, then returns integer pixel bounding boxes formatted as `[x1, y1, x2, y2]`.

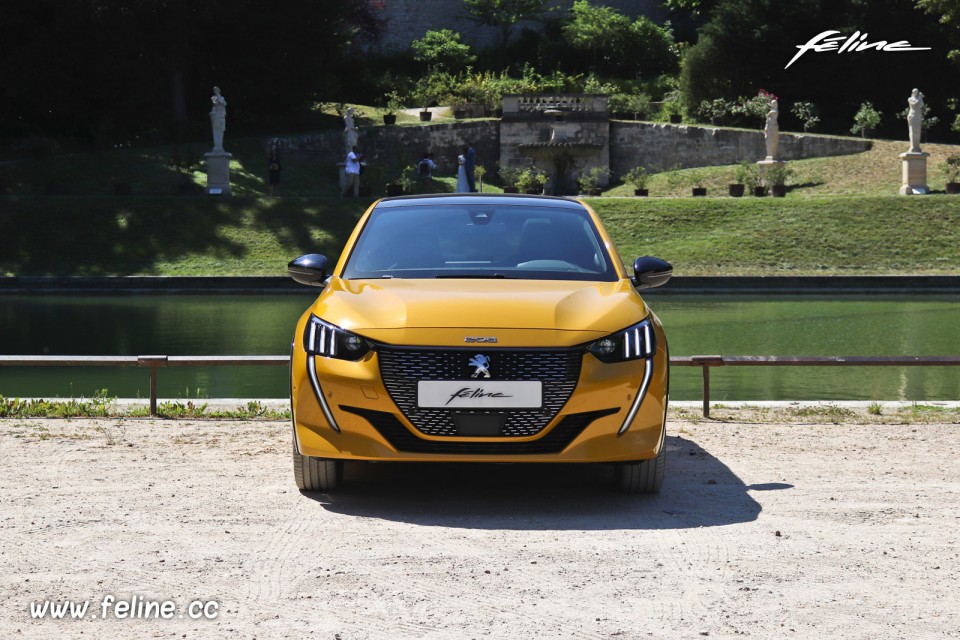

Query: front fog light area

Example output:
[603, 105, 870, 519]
[588, 318, 656, 363]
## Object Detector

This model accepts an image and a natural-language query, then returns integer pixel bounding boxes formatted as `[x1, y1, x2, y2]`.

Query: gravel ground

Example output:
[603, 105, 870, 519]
[2, 413, 959, 639]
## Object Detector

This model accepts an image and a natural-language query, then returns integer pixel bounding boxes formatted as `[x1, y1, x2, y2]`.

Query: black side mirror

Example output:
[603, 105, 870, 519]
[632, 256, 672, 289]
[288, 254, 329, 287]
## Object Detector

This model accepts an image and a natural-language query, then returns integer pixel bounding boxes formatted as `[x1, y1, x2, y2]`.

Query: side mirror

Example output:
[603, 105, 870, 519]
[632, 256, 672, 289]
[288, 254, 329, 287]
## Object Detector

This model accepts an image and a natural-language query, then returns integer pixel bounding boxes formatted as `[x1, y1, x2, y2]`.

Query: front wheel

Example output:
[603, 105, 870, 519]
[292, 431, 343, 491]
[615, 441, 666, 493]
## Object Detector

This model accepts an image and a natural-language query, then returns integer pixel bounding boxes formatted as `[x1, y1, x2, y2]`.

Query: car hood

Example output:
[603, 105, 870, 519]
[311, 277, 648, 335]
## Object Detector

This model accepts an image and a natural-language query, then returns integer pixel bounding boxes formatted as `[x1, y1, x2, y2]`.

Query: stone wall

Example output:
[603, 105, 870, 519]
[273, 120, 870, 186]
[609, 122, 871, 177]
[375, 0, 665, 50]
[273, 121, 500, 181]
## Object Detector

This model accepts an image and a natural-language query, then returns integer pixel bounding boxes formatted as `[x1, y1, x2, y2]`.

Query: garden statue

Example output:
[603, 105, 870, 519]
[907, 88, 924, 152]
[209, 86, 227, 152]
[344, 107, 359, 154]
[764, 99, 780, 160]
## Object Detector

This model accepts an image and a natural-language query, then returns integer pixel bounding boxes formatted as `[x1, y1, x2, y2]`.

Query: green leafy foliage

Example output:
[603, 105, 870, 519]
[411, 29, 476, 72]
[851, 101, 883, 137]
[791, 101, 821, 132]
[463, 0, 548, 45]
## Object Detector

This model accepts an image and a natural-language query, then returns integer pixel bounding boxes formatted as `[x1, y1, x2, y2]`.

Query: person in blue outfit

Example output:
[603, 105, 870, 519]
[464, 142, 477, 192]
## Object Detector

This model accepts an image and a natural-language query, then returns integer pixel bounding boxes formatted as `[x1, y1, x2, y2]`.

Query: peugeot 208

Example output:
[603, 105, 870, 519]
[288, 194, 672, 492]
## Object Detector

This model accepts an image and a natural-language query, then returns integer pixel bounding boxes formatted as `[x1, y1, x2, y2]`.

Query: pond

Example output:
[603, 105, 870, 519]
[1, 293, 958, 401]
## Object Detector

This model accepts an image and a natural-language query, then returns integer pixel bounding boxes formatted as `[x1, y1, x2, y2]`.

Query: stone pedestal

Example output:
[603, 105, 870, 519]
[204, 151, 232, 195]
[756, 158, 785, 186]
[899, 152, 929, 195]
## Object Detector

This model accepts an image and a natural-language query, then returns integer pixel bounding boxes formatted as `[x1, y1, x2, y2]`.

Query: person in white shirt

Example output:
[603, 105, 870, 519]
[342, 145, 362, 197]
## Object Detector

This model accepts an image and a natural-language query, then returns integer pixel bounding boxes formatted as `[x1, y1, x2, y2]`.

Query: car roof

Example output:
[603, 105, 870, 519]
[374, 193, 586, 210]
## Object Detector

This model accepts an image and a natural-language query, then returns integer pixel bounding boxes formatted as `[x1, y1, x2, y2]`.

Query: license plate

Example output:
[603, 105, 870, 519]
[417, 381, 542, 409]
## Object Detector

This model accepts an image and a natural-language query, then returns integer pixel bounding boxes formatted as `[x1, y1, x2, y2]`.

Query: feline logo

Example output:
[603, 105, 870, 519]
[786, 30, 931, 69]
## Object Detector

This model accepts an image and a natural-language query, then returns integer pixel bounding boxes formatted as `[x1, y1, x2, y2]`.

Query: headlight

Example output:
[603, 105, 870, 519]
[587, 318, 656, 363]
[304, 315, 372, 360]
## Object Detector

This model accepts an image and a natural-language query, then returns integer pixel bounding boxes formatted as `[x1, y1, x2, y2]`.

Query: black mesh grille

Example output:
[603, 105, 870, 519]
[377, 347, 583, 437]
[341, 406, 619, 455]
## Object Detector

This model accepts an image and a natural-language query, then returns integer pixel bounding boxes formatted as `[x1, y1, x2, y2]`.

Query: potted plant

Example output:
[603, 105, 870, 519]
[516, 167, 547, 194]
[499, 166, 520, 193]
[850, 101, 882, 138]
[729, 162, 752, 197]
[766, 164, 792, 197]
[578, 166, 610, 196]
[663, 90, 683, 124]
[623, 166, 649, 196]
[385, 165, 417, 196]
[941, 155, 960, 194]
[690, 170, 707, 197]
[474, 165, 486, 192]
[382, 91, 402, 125]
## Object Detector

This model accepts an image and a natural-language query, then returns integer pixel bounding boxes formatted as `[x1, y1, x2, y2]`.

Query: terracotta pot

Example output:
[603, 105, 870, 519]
[728, 184, 745, 198]
[419, 111, 432, 122]
[692, 187, 707, 197]
[754, 186, 767, 197]
[946, 182, 960, 194]
[634, 188, 648, 197]
[382, 114, 397, 125]
[771, 184, 786, 197]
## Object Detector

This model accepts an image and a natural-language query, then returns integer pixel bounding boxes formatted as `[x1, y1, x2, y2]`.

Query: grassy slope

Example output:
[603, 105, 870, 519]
[1, 129, 958, 277]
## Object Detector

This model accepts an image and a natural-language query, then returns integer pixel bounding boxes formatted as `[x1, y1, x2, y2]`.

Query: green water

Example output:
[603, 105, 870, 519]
[1, 294, 958, 401]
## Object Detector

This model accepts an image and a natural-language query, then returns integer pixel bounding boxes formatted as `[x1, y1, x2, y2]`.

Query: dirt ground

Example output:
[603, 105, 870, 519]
[2, 413, 959, 639]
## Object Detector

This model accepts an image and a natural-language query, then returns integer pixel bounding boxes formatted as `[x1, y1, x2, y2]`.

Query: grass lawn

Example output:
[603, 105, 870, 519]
[1, 128, 958, 277]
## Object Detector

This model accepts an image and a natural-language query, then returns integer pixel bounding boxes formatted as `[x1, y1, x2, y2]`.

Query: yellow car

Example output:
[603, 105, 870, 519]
[288, 194, 672, 492]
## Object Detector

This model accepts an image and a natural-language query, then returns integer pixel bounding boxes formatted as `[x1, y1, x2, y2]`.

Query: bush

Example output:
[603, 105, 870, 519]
[851, 102, 883, 137]
[578, 166, 611, 192]
[622, 166, 649, 189]
[697, 98, 734, 125]
[411, 29, 476, 72]
[941, 155, 960, 183]
[791, 101, 820, 132]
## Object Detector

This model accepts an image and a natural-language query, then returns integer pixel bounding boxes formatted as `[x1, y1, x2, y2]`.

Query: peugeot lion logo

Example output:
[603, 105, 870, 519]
[469, 354, 491, 379]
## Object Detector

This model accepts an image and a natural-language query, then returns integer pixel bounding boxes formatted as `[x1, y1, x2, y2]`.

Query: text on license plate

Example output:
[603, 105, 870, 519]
[417, 381, 542, 409]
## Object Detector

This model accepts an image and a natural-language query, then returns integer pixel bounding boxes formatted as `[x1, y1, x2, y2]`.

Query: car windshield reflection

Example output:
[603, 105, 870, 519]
[343, 204, 617, 282]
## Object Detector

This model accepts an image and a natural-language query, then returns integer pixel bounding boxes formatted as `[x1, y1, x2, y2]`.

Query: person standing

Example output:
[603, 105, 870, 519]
[456, 148, 469, 193]
[267, 144, 282, 196]
[342, 145, 361, 197]
[417, 152, 436, 193]
[464, 142, 477, 192]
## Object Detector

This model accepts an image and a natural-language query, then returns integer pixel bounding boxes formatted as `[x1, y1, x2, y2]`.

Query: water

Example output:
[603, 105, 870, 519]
[1, 293, 958, 401]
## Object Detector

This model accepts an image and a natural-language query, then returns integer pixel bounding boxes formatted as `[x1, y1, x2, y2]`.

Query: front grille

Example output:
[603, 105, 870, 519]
[341, 406, 619, 455]
[377, 347, 583, 437]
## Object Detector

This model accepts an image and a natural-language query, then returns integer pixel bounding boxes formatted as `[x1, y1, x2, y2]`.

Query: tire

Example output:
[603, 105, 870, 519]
[616, 438, 666, 494]
[292, 429, 343, 492]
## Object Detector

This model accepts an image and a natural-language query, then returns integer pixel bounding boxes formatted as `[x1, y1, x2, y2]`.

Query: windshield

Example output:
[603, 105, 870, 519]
[341, 204, 617, 281]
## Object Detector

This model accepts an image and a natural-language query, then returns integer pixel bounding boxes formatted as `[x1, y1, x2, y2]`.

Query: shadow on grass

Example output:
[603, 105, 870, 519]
[0, 196, 247, 275]
[303, 435, 774, 531]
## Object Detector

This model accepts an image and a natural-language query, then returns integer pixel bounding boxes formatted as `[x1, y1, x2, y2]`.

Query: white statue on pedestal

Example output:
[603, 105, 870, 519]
[344, 107, 359, 153]
[907, 88, 924, 153]
[764, 99, 780, 160]
[210, 86, 227, 152]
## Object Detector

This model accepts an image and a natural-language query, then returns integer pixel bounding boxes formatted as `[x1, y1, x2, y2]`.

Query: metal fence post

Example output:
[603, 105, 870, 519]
[137, 356, 168, 416]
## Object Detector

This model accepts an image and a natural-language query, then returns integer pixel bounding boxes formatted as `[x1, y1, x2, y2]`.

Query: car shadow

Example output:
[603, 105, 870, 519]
[303, 436, 781, 531]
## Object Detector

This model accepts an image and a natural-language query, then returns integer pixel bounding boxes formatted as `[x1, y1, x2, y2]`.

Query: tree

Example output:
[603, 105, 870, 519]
[463, 0, 548, 46]
[411, 30, 476, 72]
[561, 0, 678, 78]
[916, 0, 960, 64]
